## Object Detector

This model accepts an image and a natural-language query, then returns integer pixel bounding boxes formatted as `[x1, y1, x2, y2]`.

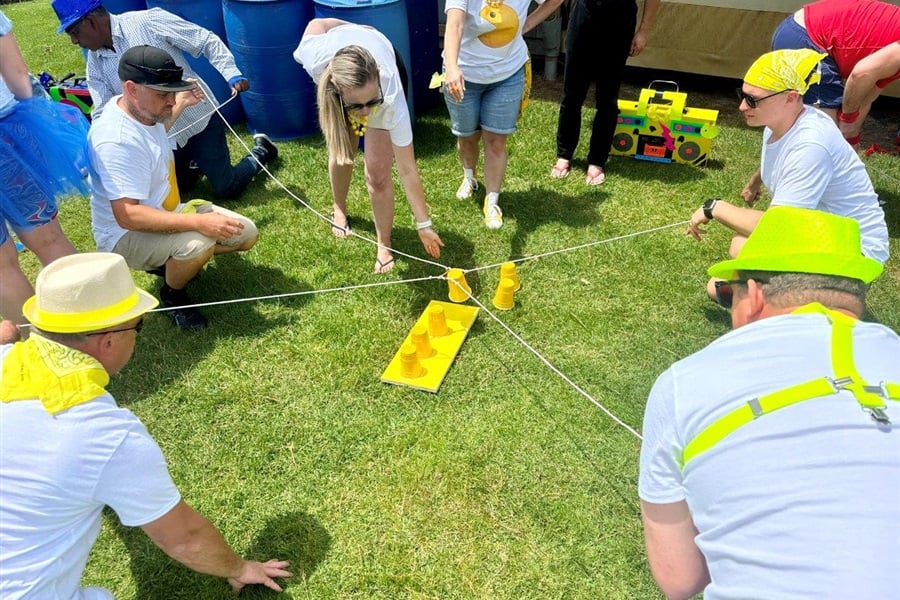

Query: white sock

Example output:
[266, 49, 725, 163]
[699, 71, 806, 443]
[486, 192, 499, 207]
[463, 168, 475, 181]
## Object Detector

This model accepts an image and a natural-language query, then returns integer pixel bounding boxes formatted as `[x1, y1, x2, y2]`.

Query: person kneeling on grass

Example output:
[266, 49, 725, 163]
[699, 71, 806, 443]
[88, 45, 258, 332]
[687, 48, 888, 301]
[294, 18, 443, 274]
[640, 206, 899, 600]
[0, 252, 292, 599]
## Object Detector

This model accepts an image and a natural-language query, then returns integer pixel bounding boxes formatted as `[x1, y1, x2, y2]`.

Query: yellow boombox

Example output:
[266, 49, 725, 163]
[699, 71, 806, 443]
[611, 81, 719, 166]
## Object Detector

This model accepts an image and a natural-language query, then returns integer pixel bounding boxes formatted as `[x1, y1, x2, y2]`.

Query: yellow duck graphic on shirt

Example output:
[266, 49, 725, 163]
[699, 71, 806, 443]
[478, 0, 518, 48]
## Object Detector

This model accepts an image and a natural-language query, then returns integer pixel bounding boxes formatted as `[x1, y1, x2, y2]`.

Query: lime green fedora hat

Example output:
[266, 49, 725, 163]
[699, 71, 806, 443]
[708, 206, 883, 284]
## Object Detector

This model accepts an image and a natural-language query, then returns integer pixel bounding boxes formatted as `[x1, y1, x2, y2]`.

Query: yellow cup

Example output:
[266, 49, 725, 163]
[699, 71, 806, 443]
[428, 305, 449, 337]
[447, 268, 472, 303]
[400, 342, 424, 378]
[492, 278, 516, 310]
[411, 325, 434, 358]
[500, 262, 521, 291]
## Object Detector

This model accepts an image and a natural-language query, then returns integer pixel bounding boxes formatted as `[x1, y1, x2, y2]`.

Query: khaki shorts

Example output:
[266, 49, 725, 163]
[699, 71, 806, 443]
[113, 204, 257, 271]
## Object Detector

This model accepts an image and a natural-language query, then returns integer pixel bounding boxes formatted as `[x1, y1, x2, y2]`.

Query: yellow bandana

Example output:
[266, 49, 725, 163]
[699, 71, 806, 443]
[744, 49, 827, 94]
[1, 335, 109, 415]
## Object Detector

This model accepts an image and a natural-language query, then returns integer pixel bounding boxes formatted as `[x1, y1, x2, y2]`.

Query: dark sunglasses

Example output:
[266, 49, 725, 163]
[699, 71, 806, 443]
[340, 81, 384, 112]
[713, 280, 746, 309]
[736, 88, 790, 109]
[86, 318, 144, 336]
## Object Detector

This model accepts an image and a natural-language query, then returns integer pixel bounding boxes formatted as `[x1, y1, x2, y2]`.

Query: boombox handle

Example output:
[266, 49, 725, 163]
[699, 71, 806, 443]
[648, 80, 680, 93]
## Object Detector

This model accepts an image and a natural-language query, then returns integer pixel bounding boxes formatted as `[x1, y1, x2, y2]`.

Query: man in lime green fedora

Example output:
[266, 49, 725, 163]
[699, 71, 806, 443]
[0, 253, 292, 598]
[639, 207, 899, 599]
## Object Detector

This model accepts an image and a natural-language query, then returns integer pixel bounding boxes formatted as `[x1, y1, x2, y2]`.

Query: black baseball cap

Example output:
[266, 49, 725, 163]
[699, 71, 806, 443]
[118, 45, 196, 92]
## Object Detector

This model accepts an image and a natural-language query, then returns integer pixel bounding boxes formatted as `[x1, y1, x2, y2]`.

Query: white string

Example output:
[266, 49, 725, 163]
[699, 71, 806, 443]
[466, 220, 690, 273]
[149, 274, 445, 313]
[447, 278, 643, 440]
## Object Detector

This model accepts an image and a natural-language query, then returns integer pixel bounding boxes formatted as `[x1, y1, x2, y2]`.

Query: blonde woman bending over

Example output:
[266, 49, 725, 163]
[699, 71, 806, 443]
[294, 18, 444, 273]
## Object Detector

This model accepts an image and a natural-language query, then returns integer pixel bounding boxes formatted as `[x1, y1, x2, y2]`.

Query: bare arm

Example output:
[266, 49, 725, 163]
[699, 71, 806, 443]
[631, 0, 661, 56]
[141, 500, 292, 593]
[111, 198, 245, 240]
[641, 500, 710, 600]
[393, 142, 443, 258]
[687, 199, 764, 242]
[523, 0, 565, 35]
[0, 30, 33, 100]
[163, 83, 205, 131]
[838, 42, 900, 139]
[443, 8, 466, 101]
[302, 17, 351, 37]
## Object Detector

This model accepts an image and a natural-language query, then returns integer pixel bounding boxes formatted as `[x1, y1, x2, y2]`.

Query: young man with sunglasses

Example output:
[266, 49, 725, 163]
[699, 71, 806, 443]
[0, 253, 292, 599]
[87, 45, 259, 331]
[51, 0, 278, 201]
[687, 49, 889, 300]
[640, 206, 900, 600]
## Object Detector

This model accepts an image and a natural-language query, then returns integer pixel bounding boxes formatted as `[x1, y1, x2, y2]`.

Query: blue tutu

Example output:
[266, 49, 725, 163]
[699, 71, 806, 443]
[0, 97, 89, 233]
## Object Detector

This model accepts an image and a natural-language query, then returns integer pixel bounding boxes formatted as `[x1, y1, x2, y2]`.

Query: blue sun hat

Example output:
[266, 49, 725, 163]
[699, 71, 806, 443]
[52, 0, 102, 34]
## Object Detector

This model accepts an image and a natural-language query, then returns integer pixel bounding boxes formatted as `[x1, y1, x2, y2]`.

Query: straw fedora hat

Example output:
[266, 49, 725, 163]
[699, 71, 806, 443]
[22, 253, 159, 333]
[708, 206, 883, 284]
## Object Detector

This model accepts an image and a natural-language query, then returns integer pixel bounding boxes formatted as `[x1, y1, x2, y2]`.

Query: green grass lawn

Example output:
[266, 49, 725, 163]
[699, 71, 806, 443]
[5, 2, 900, 598]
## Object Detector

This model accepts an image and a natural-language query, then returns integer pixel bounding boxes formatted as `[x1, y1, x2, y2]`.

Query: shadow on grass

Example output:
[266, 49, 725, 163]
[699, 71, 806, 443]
[606, 155, 714, 184]
[114, 254, 311, 404]
[111, 509, 330, 600]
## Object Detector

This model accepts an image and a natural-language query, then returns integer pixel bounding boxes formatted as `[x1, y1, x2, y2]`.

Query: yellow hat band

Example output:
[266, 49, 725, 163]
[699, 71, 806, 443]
[30, 289, 143, 333]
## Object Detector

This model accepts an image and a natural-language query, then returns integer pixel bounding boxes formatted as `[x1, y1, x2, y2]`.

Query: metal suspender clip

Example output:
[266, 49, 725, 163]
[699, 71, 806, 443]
[866, 407, 891, 426]
[830, 378, 892, 426]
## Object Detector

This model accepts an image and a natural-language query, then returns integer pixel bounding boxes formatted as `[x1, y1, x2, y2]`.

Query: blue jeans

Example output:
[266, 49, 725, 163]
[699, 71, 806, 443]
[771, 15, 843, 109]
[174, 116, 260, 200]
[444, 66, 525, 137]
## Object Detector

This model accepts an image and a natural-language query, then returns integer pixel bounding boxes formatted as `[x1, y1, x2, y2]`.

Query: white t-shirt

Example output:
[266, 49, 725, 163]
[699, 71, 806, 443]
[0, 345, 181, 600]
[639, 313, 900, 600]
[294, 24, 412, 147]
[761, 105, 889, 263]
[443, 0, 544, 84]
[87, 97, 181, 252]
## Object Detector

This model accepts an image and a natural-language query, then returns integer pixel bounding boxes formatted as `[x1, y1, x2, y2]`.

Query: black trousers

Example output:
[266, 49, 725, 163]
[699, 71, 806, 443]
[555, 0, 637, 167]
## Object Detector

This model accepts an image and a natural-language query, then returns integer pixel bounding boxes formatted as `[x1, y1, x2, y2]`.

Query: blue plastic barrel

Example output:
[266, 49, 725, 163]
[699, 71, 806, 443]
[103, 0, 147, 13]
[224, 0, 317, 140]
[407, 0, 441, 114]
[146, 0, 244, 124]
[313, 0, 414, 122]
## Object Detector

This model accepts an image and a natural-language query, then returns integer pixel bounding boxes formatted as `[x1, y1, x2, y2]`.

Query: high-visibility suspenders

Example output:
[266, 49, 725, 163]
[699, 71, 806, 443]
[680, 304, 899, 469]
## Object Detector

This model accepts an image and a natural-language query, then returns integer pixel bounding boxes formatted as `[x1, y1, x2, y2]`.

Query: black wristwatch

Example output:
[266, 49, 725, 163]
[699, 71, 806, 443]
[702, 198, 719, 220]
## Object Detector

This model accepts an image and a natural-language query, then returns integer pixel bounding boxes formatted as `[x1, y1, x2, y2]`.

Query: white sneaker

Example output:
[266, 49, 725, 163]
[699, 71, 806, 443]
[456, 177, 479, 199]
[483, 202, 503, 230]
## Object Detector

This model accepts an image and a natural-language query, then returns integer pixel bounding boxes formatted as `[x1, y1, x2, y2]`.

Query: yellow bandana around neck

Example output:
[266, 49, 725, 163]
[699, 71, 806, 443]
[744, 49, 827, 94]
[1, 335, 109, 415]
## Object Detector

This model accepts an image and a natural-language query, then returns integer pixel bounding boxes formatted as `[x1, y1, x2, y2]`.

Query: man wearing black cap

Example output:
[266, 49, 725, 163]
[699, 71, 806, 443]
[88, 45, 258, 331]
[52, 0, 278, 200]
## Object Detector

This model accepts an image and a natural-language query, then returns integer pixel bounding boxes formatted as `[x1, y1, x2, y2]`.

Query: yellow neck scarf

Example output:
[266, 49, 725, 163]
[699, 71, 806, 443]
[1, 335, 109, 414]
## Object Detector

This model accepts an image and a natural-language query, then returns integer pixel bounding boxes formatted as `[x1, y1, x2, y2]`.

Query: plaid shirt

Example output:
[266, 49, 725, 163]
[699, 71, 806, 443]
[86, 8, 241, 147]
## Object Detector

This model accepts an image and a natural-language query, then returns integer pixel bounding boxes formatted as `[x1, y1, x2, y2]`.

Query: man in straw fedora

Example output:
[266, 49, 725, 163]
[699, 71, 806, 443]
[0, 253, 292, 598]
[639, 207, 899, 599]
[87, 45, 259, 332]
[687, 49, 888, 299]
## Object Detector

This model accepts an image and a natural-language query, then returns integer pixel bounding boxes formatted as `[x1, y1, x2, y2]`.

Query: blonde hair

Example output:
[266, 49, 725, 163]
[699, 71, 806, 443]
[316, 45, 379, 166]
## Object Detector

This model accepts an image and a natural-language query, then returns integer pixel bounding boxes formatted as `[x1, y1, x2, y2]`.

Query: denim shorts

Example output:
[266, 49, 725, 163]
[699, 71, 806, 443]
[771, 15, 843, 108]
[444, 65, 525, 137]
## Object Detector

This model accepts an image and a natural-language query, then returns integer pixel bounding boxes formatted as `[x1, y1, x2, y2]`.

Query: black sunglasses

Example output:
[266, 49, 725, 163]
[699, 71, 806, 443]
[340, 81, 384, 112]
[736, 88, 790, 109]
[713, 280, 746, 309]
[86, 318, 144, 336]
